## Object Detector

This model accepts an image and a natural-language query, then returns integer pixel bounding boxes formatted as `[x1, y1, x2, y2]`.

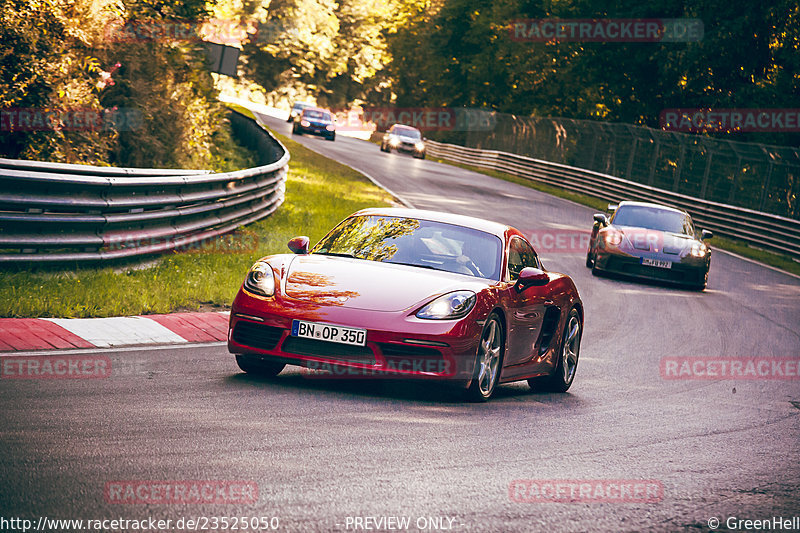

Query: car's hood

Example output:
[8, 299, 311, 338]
[614, 225, 695, 253]
[283, 255, 488, 312]
[395, 135, 419, 143]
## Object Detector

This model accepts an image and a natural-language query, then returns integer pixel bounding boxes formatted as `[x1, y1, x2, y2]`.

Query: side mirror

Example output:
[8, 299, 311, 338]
[287, 236, 310, 254]
[607, 203, 618, 212]
[515, 267, 550, 292]
[701, 229, 713, 240]
[593, 213, 608, 226]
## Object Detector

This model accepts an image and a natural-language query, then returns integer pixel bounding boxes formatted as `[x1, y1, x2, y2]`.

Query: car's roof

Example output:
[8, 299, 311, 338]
[616, 200, 689, 215]
[292, 101, 314, 107]
[352, 208, 512, 239]
[302, 107, 331, 114]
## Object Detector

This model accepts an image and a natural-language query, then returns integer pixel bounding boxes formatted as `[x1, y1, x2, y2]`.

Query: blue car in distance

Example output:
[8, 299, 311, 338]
[292, 107, 335, 141]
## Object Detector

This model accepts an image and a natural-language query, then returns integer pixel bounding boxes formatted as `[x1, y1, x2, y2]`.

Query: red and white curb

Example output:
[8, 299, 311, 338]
[0, 312, 229, 352]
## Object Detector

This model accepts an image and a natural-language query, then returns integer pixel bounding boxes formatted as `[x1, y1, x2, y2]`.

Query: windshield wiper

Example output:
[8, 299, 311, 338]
[387, 261, 445, 272]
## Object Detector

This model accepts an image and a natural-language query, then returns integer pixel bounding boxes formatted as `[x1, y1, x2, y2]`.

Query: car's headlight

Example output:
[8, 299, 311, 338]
[389, 137, 400, 147]
[603, 230, 623, 246]
[326, 124, 335, 131]
[690, 242, 708, 257]
[244, 261, 275, 297]
[300, 120, 310, 127]
[414, 141, 425, 151]
[416, 291, 476, 320]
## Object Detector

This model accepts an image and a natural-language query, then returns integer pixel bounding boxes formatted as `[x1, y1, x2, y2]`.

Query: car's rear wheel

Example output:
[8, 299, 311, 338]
[235, 355, 285, 377]
[529, 308, 581, 393]
[466, 314, 504, 402]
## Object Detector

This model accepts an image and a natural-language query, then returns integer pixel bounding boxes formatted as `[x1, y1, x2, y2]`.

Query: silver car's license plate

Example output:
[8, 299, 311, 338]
[291, 320, 366, 346]
[641, 258, 672, 269]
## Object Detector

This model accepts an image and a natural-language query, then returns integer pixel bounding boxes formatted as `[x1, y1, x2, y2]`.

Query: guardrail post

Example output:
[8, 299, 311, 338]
[648, 138, 660, 185]
[699, 150, 713, 200]
[625, 138, 638, 180]
[672, 144, 686, 193]
[758, 162, 773, 212]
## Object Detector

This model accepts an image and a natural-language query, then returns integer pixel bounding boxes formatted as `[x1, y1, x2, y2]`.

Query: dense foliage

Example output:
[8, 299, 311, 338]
[0, 0, 229, 167]
[380, 0, 799, 144]
[2, 0, 797, 166]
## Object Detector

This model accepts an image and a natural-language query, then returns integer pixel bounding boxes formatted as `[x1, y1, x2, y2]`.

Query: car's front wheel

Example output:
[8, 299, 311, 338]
[235, 355, 285, 377]
[529, 307, 581, 393]
[466, 314, 504, 402]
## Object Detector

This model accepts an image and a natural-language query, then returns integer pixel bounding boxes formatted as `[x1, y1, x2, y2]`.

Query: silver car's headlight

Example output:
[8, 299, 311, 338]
[414, 141, 425, 151]
[389, 136, 400, 147]
[244, 261, 275, 297]
[416, 291, 476, 320]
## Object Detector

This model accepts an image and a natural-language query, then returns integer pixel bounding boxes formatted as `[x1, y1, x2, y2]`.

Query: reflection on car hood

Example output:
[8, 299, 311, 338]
[284, 255, 487, 312]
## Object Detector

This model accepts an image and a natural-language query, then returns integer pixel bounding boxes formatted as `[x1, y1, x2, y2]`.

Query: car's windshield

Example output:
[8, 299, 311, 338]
[392, 126, 421, 139]
[312, 215, 503, 280]
[304, 110, 331, 121]
[612, 205, 694, 235]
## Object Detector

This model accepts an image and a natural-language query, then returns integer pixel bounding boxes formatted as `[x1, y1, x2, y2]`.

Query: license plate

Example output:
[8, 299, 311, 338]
[291, 320, 366, 346]
[641, 258, 672, 269]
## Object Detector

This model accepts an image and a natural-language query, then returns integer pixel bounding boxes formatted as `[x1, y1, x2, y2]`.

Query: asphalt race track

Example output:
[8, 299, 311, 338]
[1, 111, 798, 532]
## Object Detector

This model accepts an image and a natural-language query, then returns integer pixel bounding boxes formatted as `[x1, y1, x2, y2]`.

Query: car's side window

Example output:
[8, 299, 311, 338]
[507, 237, 539, 281]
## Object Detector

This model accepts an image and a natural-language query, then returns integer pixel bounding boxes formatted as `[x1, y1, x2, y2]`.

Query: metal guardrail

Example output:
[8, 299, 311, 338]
[426, 140, 800, 261]
[0, 110, 289, 263]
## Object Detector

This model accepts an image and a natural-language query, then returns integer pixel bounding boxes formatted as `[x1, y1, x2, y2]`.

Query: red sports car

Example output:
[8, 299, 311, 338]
[228, 208, 583, 401]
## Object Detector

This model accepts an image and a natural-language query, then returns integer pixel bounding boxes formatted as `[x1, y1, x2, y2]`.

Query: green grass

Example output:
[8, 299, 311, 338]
[0, 127, 393, 318]
[431, 157, 800, 277]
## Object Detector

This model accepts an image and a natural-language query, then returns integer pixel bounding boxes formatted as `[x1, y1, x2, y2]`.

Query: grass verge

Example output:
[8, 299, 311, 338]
[431, 157, 800, 277]
[0, 126, 393, 318]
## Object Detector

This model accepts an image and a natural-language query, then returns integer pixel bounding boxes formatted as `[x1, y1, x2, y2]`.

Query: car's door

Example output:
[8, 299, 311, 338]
[501, 236, 550, 369]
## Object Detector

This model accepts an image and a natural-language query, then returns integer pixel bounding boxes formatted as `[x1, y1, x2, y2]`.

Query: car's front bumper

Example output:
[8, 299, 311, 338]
[228, 289, 482, 381]
[594, 249, 708, 286]
[394, 142, 425, 154]
[296, 123, 334, 137]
